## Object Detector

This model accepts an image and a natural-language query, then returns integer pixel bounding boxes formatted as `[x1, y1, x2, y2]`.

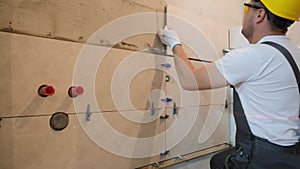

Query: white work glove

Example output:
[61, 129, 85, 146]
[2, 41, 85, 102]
[158, 26, 181, 50]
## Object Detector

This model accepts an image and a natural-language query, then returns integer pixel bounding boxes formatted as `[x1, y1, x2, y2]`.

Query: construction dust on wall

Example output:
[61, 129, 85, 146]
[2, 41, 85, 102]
[0, 0, 166, 50]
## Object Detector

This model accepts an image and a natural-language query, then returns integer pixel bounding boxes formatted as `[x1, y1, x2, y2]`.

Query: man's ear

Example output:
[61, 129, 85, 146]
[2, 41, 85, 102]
[256, 9, 266, 23]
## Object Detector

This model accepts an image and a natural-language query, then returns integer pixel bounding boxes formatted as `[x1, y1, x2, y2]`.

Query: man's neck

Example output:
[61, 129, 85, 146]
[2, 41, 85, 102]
[251, 30, 286, 44]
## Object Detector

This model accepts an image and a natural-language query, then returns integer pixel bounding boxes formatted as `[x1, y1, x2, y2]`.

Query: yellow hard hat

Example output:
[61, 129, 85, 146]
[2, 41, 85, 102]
[260, 0, 300, 21]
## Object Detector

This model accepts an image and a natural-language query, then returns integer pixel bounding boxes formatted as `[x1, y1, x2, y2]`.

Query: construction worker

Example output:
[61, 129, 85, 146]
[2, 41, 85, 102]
[158, 0, 300, 168]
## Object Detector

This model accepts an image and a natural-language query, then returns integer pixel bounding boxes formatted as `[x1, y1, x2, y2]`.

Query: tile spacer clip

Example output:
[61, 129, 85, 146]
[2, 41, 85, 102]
[160, 150, 170, 156]
[86, 104, 92, 121]
[160, 114, 169, 119]
[173, 102, 178, 116]
[161, 97, 172, 103]
[151, 102, 155, 116]
[161, 63, 171, 68]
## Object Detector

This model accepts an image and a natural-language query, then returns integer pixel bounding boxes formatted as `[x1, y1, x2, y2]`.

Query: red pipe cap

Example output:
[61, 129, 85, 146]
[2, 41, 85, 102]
[72, 86, 84, 96]
[44, 86, 55, 96]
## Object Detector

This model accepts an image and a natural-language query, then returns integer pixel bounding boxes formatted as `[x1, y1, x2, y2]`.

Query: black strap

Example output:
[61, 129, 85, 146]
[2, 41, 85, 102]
[262, 41, 300, 118]
[262, 41, 300, 93]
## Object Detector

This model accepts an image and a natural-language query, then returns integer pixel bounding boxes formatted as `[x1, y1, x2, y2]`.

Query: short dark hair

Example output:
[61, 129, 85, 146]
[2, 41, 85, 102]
[254, 0, 295, 32]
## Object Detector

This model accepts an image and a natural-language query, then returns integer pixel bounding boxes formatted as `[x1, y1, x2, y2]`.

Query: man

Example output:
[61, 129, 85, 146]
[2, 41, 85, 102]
[158, 0, 300, 168]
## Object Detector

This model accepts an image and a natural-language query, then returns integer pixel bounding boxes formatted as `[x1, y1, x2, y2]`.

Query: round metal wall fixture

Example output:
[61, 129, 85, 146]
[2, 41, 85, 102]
[49, 112, 69, 131]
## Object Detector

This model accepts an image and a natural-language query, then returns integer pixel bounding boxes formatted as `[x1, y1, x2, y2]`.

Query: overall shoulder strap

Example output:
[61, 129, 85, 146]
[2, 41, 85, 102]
[261, 41, 300, 118]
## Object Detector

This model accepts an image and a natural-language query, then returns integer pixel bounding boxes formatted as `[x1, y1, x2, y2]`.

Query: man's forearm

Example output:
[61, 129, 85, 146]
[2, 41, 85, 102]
[172, 44, 200, 90]
[172, 45, 229, 90]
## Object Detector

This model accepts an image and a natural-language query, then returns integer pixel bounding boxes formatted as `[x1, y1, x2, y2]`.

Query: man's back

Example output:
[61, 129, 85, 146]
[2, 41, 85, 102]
[216, 35, 300, 146]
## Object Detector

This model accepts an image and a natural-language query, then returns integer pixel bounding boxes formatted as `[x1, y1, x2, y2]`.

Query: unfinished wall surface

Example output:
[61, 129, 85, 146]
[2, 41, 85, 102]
[0, 0, 271, 169]
[286, 23, 300, 45]
[166, 0, 243, 58]
[0, 31, 230, 169]
[0, 0, 166, 51]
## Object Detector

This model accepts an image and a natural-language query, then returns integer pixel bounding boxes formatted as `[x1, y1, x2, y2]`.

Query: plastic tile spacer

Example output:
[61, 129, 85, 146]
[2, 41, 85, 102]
[68, 86, 84, 98]
[151, 102, 155, 116]
[152, 162, 160, 167]
[176, 155, 183, 160]
[173, 102, 178, 115]
[160, 114, 169, 119]
[38, 84, 55, 97]
[160, 150, 169, 156]
[161, 63, 171, 68]
[86, 104, 92, 121]
[161, 98, 172, 103]
[165, 75, 170, 82]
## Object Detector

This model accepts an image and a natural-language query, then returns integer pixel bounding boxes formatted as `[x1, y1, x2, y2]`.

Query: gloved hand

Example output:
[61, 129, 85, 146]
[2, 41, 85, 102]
[158, 26, 181, 50]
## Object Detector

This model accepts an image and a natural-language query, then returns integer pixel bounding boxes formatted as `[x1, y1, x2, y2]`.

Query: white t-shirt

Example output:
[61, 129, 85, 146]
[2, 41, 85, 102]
[216, 35, 300, 146]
